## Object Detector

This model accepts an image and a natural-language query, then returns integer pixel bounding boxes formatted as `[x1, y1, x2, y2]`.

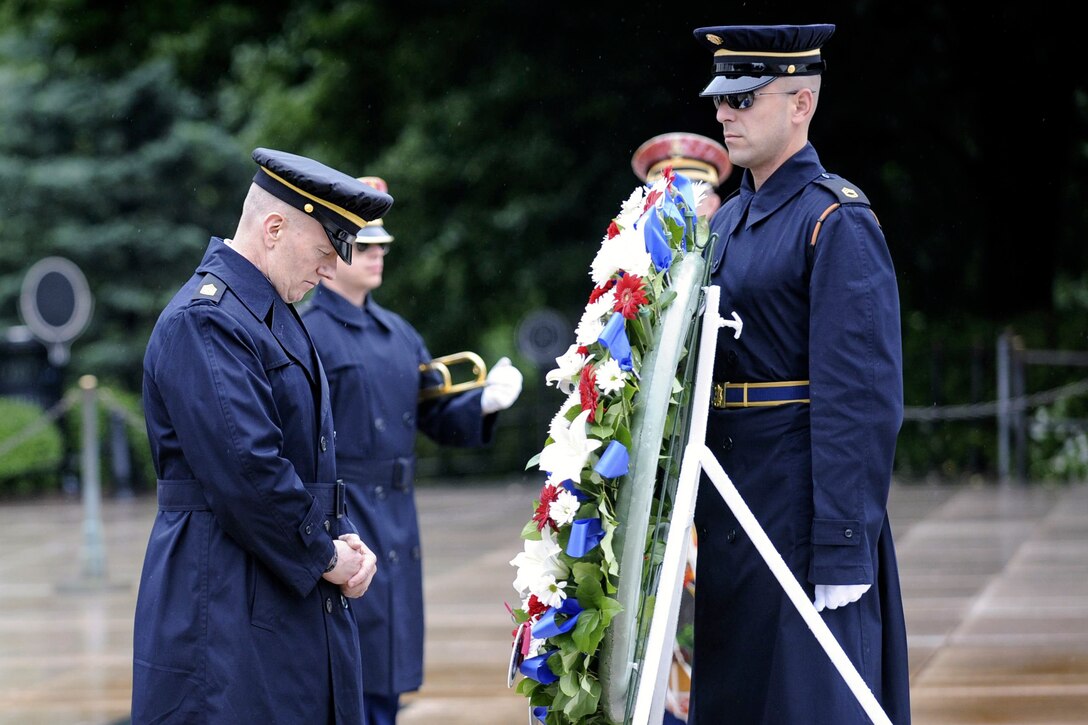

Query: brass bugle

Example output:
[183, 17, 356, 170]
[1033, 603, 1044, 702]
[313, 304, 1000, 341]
[418, 351, 488, 401]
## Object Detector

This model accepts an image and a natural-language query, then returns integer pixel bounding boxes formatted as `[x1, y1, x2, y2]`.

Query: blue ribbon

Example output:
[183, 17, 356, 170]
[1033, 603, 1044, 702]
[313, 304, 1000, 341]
[561, 479, 590, 501]
[661, 195, 688, 252]
[594, 440, 629, 478]
[566, 518, 605, 558]
[672, 171, 697, 218]
[520, 650, 559, 684]
[532, 706, 549, 723]
[598, 313, 633, 371]
[639, 208, 673, 272]
[532, 597, 584, 638]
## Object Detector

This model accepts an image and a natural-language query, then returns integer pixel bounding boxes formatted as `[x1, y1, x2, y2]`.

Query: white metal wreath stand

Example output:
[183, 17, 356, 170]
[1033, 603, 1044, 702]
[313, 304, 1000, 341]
[631, 284, 893, 725]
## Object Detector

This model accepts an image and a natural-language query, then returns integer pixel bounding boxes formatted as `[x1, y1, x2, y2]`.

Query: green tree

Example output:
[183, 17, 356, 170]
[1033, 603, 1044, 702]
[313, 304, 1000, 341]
[0, 30, 251, 386]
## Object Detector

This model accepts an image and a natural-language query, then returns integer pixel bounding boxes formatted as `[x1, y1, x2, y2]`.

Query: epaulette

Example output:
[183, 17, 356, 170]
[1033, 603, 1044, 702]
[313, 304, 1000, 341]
[808, 174, 880, 254]
[813, 174, 871, 207]
[192, 273, 227, 303]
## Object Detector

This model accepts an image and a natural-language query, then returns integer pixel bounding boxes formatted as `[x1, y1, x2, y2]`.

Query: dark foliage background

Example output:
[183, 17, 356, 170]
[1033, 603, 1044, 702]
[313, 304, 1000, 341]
[1, 0, 1085, 483]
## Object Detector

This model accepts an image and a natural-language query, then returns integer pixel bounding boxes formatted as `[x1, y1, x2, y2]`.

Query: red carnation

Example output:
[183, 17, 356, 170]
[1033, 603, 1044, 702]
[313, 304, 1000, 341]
[613, 274, 649, 320]
[580, 364, 600, 423]
[662, 165, 675, 186]
[587, 278, 616, 304]
[606, 219, 621, 239]
[525, 595, 549, 620]
[532, 484, 560, 532]
[576, 345, 589, 356]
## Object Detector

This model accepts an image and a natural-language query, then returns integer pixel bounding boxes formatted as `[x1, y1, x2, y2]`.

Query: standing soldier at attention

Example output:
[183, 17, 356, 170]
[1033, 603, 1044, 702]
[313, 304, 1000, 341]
[302, 176, 524, 725]
[688, 24, 911, 724]
[134, 148, 389, 724]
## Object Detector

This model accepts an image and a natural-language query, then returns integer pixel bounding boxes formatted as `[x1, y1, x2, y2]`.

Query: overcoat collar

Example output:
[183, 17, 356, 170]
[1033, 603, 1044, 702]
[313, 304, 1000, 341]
[310, 284, 395, 333]
[735, 142, 826, 230]
[197, 237, 318, 385]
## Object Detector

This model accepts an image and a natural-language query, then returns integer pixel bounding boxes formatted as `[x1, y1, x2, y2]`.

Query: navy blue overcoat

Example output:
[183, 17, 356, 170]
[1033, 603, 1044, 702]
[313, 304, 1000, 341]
[302, 285, 494, 697]
[691, 145, 911, 724]
[134, 238, 365, 724]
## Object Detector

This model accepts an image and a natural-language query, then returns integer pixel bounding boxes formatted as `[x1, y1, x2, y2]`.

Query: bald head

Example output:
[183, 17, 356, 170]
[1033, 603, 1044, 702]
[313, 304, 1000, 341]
[233, 184, 303, 244]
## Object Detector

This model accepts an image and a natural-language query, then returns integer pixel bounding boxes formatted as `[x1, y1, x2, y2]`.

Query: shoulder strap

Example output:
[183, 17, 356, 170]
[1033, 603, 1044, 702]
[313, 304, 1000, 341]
[807, 175, 880, 269]
[192, 273, 227, 303]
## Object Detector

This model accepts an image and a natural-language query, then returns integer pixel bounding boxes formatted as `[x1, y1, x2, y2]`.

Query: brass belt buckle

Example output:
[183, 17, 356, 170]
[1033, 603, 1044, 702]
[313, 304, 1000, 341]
[712, 382, 725, 409]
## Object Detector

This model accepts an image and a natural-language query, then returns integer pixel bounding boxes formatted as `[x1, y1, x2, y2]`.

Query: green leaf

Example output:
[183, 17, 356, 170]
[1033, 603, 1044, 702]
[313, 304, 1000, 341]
[563, 676, 602, 721]
[576, 502, 598, 520]
[597, 596, 623, 627]
[571, 608, 604, 653]
[521, 520, 543, 539]
[558, 646, 582, 674]
[516, 677, 541, 697]
[614, 424, 633, 451]
[574, 570, 605, 607]
[588, 421, 614, 438]
[558, 670, 579, 697]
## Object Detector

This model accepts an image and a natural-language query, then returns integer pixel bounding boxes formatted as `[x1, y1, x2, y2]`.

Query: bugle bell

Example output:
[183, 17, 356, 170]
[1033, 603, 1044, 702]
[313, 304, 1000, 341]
[418, 351, 488, 401]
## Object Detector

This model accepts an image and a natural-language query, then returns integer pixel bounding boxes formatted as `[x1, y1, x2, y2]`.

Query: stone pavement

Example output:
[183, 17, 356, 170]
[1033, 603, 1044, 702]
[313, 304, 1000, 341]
[0, 478, 1085, 724]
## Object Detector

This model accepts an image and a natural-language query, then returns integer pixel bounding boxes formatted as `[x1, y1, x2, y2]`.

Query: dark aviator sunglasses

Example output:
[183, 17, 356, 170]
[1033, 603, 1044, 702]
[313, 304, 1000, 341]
[712, 89, 801, 110]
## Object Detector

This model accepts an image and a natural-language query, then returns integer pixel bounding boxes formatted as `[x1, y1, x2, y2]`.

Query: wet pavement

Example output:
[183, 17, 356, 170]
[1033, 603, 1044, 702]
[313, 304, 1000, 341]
[0, 478, 1085, 724]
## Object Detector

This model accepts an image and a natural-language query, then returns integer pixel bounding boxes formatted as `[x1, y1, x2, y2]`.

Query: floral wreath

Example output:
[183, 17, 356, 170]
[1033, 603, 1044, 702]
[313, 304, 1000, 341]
[507, 168, 713, 724]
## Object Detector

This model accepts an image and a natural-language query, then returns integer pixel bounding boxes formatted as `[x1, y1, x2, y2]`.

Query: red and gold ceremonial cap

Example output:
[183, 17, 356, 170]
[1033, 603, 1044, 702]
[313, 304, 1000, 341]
[354, 176, 394, 243]
[631, 132, 732, 187]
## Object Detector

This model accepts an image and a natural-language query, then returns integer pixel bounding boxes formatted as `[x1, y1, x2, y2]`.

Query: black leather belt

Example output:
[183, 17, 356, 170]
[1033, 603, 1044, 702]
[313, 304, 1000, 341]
[711, 380, 811, 409]
[157, 478, 347, 519]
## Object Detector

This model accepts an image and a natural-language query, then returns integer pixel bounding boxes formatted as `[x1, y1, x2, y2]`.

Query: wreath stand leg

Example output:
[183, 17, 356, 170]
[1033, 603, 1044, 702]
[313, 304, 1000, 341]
[631, 284, 893, 725]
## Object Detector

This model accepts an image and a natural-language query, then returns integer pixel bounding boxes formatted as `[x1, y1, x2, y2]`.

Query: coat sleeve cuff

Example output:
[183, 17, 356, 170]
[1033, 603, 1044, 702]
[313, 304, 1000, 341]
[288, 495, 338, 597]
[808, 518, 873, 585]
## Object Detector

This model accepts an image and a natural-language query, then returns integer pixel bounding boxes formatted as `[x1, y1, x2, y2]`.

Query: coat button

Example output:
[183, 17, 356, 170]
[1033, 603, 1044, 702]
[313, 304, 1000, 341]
[323, 519, 331, 532]
[403, 412, 414, 426]
[844, 528, 854, 539]
[320, 435, 327, 452]
[411, 546, 421, 560]
[726, 529, 737, 543]
[387, 550, 398, 563]
[725, 350, 738, 367]
[375, 418, 386, 432]
[325, 598, 333, 613]
[341, 595, 349, 609]
[723, 436, 734, 451]
[375, 485, 385, 500]
[305, 523, 313, 535]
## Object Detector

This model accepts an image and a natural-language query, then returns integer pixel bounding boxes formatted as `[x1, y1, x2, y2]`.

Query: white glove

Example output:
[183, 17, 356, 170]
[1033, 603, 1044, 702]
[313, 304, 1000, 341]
[481, 357, 523, 415]
[813, 583, 871, 612]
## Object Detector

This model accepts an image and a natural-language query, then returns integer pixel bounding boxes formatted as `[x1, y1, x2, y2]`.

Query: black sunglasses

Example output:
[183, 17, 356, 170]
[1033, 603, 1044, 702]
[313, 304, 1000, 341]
[712, 89, 801, 110]
[353, 241, 390, 256]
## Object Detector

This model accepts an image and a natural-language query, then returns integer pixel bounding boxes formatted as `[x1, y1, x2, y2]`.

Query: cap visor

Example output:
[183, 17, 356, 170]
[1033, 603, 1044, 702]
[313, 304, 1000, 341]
[357, 226, 393, 243]
[699, 75, 775, 96]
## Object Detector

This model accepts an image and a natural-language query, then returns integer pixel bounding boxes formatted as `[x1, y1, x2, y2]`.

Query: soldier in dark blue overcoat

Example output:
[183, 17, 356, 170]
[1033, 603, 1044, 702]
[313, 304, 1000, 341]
[687, 26, 912, 724]
[301, 176, 523, 725]
[133, 149, 392, 724]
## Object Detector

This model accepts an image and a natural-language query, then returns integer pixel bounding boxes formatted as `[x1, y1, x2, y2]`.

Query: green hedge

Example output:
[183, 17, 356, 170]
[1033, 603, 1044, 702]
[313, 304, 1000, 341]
[0, 396, 64, 496]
